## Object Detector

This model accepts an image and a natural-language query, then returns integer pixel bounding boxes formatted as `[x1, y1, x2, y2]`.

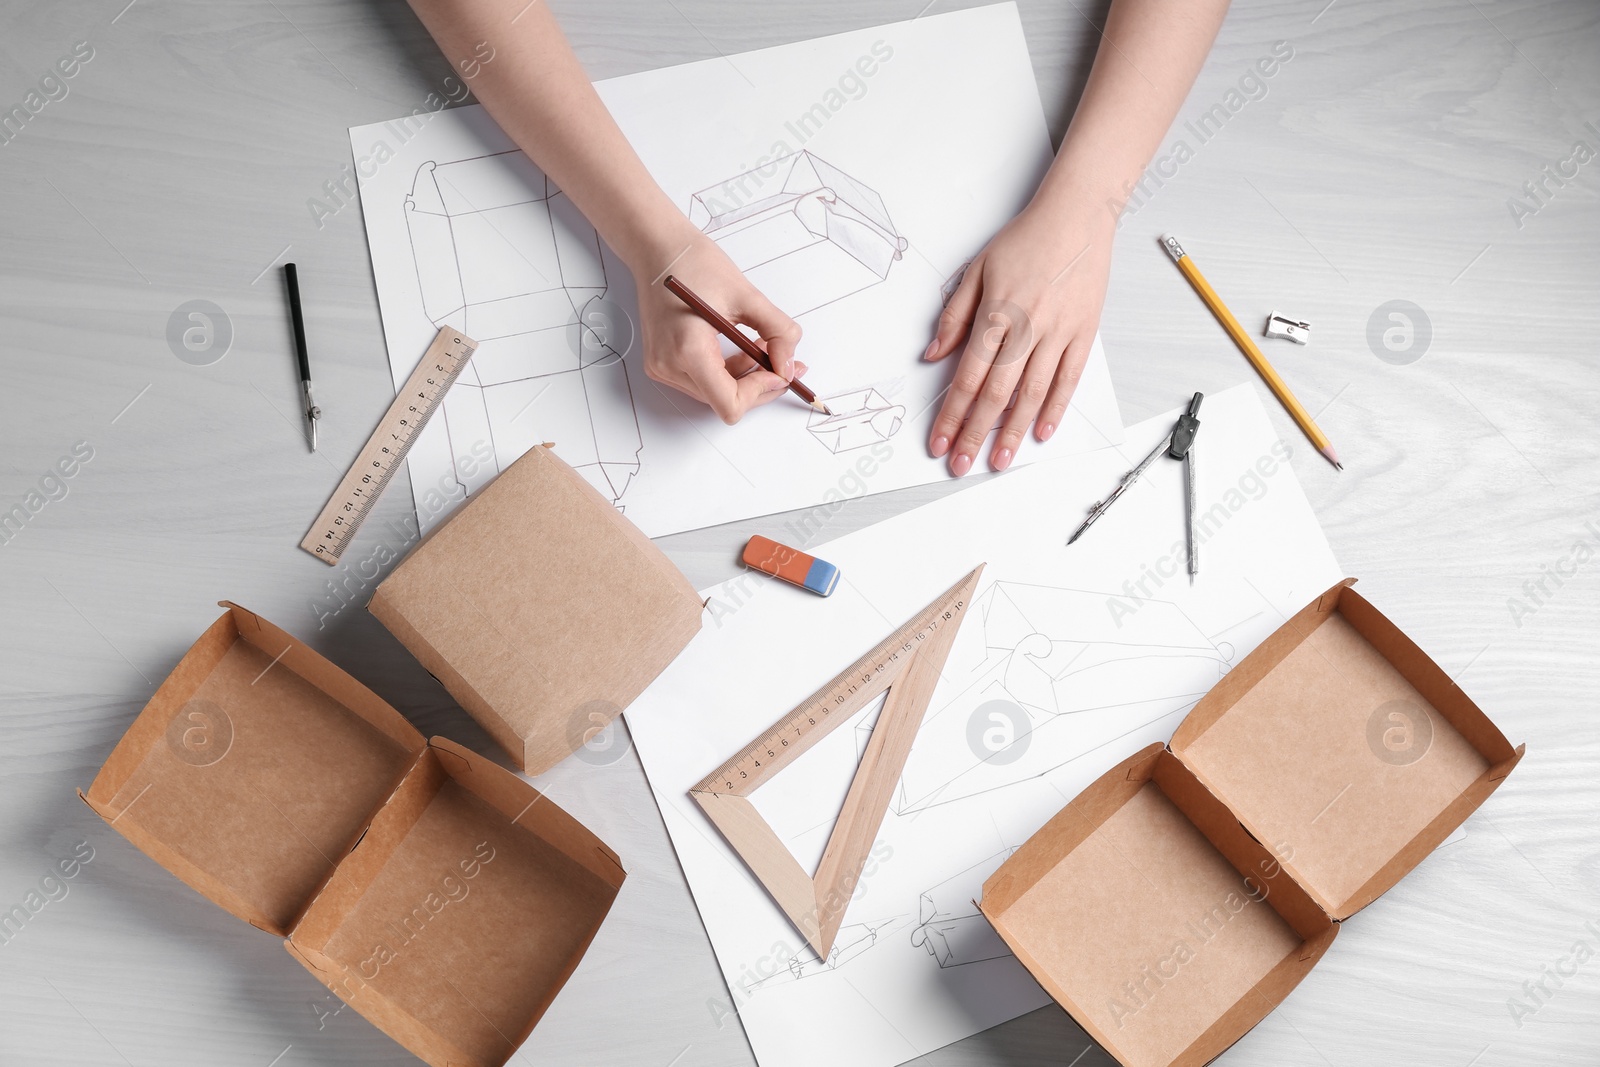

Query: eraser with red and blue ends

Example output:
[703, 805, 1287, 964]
[741, 535, 839, 597]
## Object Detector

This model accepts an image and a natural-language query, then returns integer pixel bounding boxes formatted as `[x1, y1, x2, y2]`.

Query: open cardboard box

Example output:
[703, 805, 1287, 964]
[370, 444, 703, 775]
[80, 603, 625, 1067]
[981, 580, 1524, 1067]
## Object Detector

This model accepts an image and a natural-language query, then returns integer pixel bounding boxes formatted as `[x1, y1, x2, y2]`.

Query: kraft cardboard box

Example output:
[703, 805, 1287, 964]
[81, 604, 624, 1067]
[369, 444, 703, 774]
[981, 580, 1524, 1067]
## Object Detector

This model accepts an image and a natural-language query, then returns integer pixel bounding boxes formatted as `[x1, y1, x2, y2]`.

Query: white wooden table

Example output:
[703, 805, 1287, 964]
[1, 1, 1595, 1064]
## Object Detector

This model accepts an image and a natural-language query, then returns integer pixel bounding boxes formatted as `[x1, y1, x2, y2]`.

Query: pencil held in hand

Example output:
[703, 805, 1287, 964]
[662, 275, 830, 415]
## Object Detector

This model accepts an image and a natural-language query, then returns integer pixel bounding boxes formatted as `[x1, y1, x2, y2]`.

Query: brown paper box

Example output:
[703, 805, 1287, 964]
[981, 580, 1524, 1067]
[370, 445, 703, 774]
[81, 604, 624, 1067]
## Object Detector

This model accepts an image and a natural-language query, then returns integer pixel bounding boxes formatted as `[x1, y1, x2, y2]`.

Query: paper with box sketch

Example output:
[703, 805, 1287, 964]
[623, 383, 1344, 1067]
[348, 3, 1122, 538]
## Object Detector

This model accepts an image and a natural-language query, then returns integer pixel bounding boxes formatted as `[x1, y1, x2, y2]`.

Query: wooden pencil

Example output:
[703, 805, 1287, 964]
[1161, 235, 1342, 469]
[662, 274, 829, 415]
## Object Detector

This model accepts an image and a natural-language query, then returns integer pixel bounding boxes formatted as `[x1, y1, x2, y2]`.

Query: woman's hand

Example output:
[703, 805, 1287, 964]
[633, 232, 808, 424]
[923, 202, 1114, 475]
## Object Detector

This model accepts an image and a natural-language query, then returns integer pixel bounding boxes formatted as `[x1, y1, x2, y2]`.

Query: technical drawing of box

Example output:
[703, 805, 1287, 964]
[405, 152, 641, 506]
[689, 151, 909, 316]
[80, 604, 625, 1067]
[980, 580, 1524, 1067]
[807, 387, 906, 453]
[407, 153, 604, 357]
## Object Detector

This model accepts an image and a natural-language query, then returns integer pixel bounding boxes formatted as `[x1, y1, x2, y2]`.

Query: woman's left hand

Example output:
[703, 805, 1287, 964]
[923, 201, 1114, 475]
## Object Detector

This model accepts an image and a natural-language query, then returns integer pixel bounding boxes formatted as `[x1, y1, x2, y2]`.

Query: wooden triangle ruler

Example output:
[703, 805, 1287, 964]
[691, 564, 984, 957]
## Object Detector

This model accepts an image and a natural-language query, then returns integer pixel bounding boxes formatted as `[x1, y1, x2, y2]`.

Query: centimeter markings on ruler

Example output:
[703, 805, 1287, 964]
[711, 593, 970, 792]
[299, 327, 478, 565]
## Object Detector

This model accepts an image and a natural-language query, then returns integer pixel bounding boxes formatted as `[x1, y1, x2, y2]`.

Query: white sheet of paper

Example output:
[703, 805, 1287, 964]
[348, 3, 1122, 537]
[624, 383, 1343, 1067]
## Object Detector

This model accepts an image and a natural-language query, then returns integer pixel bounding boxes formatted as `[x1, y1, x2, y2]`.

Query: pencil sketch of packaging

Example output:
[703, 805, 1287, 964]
[748, 917, 907, 991]
[807, 387, 906, 454]
[910, 849, 1017, 969]
[689, 151, 909, 316]
[405, 151, 642, 506]
[893, 583, 1233, 816]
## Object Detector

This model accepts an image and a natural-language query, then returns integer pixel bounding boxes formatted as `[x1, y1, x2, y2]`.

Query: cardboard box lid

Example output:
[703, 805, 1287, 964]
[1169, 580, 1524, 919]
[79, 603, 425, 936]
[369, 445, 703, 774]
[287, 737, 625, 1067]
[982, 745, 1337, 1067]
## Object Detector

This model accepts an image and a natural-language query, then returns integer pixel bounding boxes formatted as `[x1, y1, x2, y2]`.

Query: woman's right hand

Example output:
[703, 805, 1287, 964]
[632, 232, 809, 424]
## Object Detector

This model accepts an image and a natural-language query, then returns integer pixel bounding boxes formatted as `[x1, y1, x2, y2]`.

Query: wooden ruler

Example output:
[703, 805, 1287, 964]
[691, 564, 984, 956]
[702, 576, 977, 794]
[299, 327, 477, 564]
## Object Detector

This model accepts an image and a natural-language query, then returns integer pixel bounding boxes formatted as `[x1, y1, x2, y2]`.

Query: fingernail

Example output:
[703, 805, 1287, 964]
[795, 361, 808, 377]
[950, 452, 972, 477]
[921, 339, 938, 361]
[930, 434, 950, 458]
[993, 447, 1013, 471]
[1038, 422, 1055, 441]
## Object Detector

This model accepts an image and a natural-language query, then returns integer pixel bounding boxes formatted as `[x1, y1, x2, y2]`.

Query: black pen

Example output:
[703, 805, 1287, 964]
[284, 263, 320, 451]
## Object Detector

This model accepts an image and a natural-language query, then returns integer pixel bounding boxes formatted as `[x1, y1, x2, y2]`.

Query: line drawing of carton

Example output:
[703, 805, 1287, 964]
[910, 848, 1018, 969]
[405, 151, 642, 506]
[807, 387, 907, 453]
[689, 151, 909, 317]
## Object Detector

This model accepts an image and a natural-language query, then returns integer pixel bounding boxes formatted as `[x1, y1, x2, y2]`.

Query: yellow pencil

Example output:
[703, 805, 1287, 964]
[1161, 235, 1342, 470]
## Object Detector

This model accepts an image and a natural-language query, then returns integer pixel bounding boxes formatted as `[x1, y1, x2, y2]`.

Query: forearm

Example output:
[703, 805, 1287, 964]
[1032, 0, 1231, 220]
[406, 0, 692, 274]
